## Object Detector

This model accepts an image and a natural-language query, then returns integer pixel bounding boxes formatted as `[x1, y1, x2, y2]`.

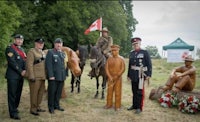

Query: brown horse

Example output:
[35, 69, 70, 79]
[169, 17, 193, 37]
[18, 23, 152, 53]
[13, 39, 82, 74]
[61, 46, 81, 98]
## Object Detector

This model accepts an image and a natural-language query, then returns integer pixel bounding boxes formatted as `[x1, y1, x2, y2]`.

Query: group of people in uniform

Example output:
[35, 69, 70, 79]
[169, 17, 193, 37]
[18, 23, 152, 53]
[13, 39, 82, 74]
[5, 27, 163, 120]
[5, 35, 67, 120]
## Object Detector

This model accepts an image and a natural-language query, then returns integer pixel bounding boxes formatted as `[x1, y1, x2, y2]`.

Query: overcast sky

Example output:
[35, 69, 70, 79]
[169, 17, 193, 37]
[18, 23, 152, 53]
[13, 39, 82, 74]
[132, 1, 200, 56]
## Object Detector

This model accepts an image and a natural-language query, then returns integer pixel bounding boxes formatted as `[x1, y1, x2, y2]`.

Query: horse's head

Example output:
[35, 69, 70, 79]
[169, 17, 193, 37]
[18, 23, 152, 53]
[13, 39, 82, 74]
[62, 47, 81, 77]
[76, 45, 88, 68]
[89, 46, 104, 69]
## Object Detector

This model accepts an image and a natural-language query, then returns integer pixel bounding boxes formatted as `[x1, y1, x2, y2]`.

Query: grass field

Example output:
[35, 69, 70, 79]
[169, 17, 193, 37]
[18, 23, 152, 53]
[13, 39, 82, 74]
[0, 59, 199, 122]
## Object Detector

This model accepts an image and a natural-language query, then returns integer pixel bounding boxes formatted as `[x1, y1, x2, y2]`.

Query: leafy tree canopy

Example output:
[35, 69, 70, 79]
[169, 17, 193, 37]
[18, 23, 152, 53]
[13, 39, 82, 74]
[0, 1, 21, 61]
[0, 0, 137, 62]
[145, 45, 161, 59]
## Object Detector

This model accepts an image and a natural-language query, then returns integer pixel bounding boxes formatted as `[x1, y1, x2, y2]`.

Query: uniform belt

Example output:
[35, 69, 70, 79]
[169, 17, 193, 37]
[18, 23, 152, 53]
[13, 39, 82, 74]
[33, 57, 45, 65]
[131, 66, 147, 71]
[131, 65, 148, 90]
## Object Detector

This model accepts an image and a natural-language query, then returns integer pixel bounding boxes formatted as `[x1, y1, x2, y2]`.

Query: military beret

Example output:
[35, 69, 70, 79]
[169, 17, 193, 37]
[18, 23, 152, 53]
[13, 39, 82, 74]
[111, 44, 120, 50]
[131, 37, 142, 44]
[35, 38, 44, 43]
[54, 38, 63, 43]
[14, 34, 24, 39]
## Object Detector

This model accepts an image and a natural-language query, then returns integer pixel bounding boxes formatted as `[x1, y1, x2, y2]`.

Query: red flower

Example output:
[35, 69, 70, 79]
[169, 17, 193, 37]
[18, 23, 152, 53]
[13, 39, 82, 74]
[188, 96, 193, 103]
[168, 102, 172, 107]
[159, 98, 164, 103]
[165, 93, 171, 98]
[179, 103, 184, 109]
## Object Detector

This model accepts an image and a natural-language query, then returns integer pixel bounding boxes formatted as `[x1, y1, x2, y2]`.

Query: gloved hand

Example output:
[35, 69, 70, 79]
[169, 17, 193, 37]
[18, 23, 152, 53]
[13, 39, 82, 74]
[30, 79, 35, 82]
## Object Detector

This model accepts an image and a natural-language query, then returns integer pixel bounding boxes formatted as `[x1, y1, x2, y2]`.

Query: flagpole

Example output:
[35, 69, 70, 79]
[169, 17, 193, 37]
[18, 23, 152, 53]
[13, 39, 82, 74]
[100, 17, 102, 37]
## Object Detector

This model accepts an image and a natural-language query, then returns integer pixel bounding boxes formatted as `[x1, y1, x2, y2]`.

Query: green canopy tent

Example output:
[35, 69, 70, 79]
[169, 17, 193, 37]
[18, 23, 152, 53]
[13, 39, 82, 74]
[162, 38, 194, 62]
[163, 38, 194, 51]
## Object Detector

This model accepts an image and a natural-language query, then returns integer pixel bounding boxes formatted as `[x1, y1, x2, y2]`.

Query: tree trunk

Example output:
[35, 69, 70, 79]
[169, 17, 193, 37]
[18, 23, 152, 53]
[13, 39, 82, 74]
[149, 87, 200, 100]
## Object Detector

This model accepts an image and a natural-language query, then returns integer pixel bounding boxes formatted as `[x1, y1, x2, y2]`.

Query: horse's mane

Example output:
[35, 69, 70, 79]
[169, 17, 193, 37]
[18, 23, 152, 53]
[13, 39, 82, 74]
[62, 46, 81, 76]
[62, 47, 78, 58]
[78, 46, 88, 60]
[90, 46, 100, 59]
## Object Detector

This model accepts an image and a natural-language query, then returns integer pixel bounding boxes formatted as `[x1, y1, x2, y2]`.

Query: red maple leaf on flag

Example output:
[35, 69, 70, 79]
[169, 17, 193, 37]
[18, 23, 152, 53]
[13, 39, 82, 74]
[84, 18, 102, 35]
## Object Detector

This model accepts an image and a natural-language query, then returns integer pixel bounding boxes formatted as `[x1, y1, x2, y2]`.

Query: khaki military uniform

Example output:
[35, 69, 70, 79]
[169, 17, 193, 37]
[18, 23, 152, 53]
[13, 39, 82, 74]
[96, 36, 113, 58]
[26, 48, 47, 113]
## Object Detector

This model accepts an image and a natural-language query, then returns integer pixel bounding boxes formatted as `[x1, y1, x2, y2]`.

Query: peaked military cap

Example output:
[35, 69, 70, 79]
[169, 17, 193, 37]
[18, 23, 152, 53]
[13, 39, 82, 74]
[54, 38, 63, 43]
[35, 38, 44, 43]
[14, 34, 24, 39]
[131, 37, 142, 44]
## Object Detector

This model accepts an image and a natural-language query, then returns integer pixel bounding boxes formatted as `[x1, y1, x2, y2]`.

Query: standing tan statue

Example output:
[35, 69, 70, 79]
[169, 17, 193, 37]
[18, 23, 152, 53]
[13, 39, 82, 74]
[161, 55, 196, 92]
[104, 45, 125, 111]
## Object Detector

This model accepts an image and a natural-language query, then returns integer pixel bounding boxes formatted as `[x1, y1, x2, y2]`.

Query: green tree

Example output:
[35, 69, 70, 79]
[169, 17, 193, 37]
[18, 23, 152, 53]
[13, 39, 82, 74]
[14, 0, 38, 51]
[12, 0, 136, 53]
[119, 0, 138, 57]
[145, 45, 161, 59]
[39, 1, 92, 50]
[75, 1, 129, 49]
[0, 1, 22, 62]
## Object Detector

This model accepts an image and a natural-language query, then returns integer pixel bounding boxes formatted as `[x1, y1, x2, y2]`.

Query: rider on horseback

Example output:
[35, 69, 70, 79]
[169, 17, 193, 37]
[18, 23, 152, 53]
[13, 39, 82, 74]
[96, 27, 113, 59]
[88, 27, 113, 77]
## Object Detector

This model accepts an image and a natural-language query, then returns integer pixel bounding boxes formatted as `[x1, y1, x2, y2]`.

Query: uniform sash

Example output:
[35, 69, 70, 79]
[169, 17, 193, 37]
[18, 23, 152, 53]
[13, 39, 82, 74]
[11, 44, 27, 61]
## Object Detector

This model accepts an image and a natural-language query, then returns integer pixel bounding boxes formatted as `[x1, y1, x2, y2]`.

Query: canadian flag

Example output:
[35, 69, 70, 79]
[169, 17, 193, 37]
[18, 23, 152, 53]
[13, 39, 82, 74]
[84, 18, 102, 35]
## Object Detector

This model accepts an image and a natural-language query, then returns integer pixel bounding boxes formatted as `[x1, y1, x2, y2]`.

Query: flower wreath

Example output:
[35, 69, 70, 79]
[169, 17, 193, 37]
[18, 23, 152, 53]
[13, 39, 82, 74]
[178, 95, 200, 114]
[158, 92, 179, 108]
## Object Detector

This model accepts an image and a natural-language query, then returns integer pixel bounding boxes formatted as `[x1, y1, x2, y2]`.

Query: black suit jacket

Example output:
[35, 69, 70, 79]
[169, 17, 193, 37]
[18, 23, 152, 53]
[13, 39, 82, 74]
[5, 45, 26, 79]
[45, 49, 67, 81]
[127, 49, 152, 82]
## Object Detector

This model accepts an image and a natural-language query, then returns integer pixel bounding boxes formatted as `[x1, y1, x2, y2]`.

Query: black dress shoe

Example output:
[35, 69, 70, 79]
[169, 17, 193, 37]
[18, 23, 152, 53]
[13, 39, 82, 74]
[49, 109, 55, 114]
[30, 111, 39, 116]
[37, 109, 46, 112]
[55, 107, 64, 111]
[127, 106, 136, 111]
[10, 115, 20, 120]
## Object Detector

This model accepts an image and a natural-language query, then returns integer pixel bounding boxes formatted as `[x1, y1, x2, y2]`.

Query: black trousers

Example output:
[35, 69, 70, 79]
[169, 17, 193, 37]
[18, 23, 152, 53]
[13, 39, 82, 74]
[48, 80, 64, 110]
[7, 78, 24, 116]
[131, 81, 143, 110]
